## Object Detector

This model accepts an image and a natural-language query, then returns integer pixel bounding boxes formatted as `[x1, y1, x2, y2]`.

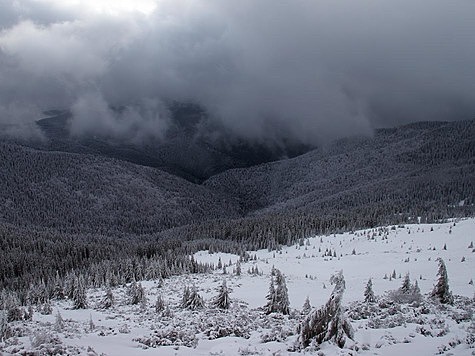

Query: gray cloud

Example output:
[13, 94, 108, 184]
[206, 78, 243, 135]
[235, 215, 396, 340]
[0, 0, 474, 144]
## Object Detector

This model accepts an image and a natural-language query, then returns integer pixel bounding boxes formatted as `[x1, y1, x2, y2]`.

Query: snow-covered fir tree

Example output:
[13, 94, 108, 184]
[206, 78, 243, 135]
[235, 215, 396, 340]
[100, 287, 114, 309]
[401, 273, 411, 294]
[364, 278, 375, 303]
[264, 268, 290, 314]
[299, 271, 353, 348]
[127, 281, 146, 305]
[181, 286, 205, 310]
[155, 294, 165, 313]
[302, 296, 312, 315]
[213, 279, 231, 310]
[431, 257, 454, 304]
[180, 286, 191, 308]
[275, 270, 290, 315]
[235, 260, 241, 276]
[72, 275, 88, 309]
[264, 276, 277, 314]
[54, 311, 64, 332]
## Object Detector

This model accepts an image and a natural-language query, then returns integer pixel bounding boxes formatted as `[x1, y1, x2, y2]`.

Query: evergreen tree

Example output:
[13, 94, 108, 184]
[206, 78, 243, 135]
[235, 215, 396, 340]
[54, 311, 64, 332]
[100, 287, 114, 309]
[127, 281, 145, 305]
[180, 286, 191, 308]
[264, 269, 290, 314]
[264, 275, 277, 314]
[364, 278, 375, 303]
[72, 275, 88, 309]
[401, 273, 411, 294]
[213, 280, 231, 310]
[155, 294, 165, 313]
[235, 260, 241, 276]
[299, 271, 353, 349]
[275, 270, 290, 315]
[302, 296, 311, 315]
[181, 286, 205, 310]
[431, 258, 454, 304]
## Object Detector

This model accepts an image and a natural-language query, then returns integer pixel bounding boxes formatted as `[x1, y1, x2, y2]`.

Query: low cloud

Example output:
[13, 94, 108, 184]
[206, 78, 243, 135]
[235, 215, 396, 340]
[0, 0, 474, 144]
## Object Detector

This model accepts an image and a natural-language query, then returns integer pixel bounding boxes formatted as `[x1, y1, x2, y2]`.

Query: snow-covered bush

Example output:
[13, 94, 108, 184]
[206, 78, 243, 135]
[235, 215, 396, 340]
[135, 326, 198, 348]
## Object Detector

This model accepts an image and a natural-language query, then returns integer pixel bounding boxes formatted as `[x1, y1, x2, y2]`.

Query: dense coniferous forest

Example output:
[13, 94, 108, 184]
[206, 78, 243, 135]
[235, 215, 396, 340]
[0, 119, 474, 301]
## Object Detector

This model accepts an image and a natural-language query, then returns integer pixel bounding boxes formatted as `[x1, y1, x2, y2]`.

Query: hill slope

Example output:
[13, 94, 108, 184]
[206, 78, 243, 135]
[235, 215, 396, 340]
[205, 120, 475, 221]
[0, 120, 474, 239]
[0, 142, 241, 235]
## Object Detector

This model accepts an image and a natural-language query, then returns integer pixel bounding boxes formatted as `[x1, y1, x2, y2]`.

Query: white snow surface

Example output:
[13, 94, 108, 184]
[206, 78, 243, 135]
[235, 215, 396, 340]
[2, 218, 475, 355]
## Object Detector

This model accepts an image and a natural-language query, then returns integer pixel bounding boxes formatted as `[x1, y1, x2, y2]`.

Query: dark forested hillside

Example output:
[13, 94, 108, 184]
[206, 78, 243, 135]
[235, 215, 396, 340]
[0, 142, 242, 235]
[205, 120, 475, 219]
[0, 119, 474, 296]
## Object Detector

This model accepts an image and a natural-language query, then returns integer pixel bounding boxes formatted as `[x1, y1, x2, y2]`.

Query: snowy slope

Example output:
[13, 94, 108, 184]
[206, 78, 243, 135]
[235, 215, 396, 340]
[2, 218, 474, 355]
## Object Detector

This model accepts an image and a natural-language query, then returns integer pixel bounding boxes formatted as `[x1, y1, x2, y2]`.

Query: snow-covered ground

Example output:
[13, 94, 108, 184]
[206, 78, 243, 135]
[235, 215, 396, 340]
[2, 218, 475, 355]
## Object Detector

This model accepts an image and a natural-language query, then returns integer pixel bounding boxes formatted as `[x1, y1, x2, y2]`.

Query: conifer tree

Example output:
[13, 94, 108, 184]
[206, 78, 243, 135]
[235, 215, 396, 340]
[181, 286, 204, 310]
[401, 273, 411, 294]
[213, 280, 231, 310]
[302, 296, 311, 315]
[72, 275, 88, 309]
[155, 294, 165, 313]
[54, 311, 64, 332]
[235, 260, 241, 276]
[431, 258, 454, 304]
[264, 276, 277, 314]
[100, 287, 114, 309]
[364, 278, 375, 303]
[275, 270, 290, 315]
[299, 271, 353, 348]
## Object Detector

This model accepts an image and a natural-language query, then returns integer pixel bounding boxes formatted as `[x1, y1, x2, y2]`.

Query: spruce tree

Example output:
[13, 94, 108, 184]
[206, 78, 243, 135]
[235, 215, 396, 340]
[235, 260, 241, 276]
[299, 271, 353, 348]
[364, 278, 375, 303]
[213, 280, 231, 310]
[275, 270, 290, 315]
[155, 294, 165, 313]
[431, 258, 454, 304]
[264, 276, 277, 314]
[100, 287, 114, 309]
[401, 273, 411, 294]
[302, 296, 311, 315]
[181, 286, 204, 310]
[72, 276, 88, 309]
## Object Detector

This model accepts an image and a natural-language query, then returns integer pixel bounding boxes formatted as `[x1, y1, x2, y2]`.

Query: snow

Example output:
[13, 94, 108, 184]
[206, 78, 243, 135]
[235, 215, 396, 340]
[2, 218, 475, 355]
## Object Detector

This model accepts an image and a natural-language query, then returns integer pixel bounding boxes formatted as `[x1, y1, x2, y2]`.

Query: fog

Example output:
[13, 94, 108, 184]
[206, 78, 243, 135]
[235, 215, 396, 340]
[1, 0, 474, 143]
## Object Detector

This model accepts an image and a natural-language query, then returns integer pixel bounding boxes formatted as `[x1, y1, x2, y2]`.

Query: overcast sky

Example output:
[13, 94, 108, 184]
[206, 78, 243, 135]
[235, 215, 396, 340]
[0, 0, 474, 143]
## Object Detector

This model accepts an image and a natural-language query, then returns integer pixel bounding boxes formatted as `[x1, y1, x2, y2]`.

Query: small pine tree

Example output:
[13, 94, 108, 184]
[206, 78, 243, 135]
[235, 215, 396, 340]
[181, 286, 191, 308]
[302, 296, 311, 315]
[213, 280, 231, 310]
[54, 311, 64, 332]
[100, 287, 114, 309]
[186, 287, 205, 310]
[264, 276, 276, 314]
[89, 314, 95, 332]
[364, 278, 375, 303]
[275, 270, 290, 315]
[72, 276, 88, 309]
[155, 294, 165, 313]
[401, 273, 411, 294]
[431, 258, 454, 304]
[299, 271, 353, 348]
[235, 260, 241, 276]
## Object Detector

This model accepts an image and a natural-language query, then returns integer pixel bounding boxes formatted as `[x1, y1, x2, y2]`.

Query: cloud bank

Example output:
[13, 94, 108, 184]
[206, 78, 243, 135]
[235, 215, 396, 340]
[0, 0, 474, 143]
